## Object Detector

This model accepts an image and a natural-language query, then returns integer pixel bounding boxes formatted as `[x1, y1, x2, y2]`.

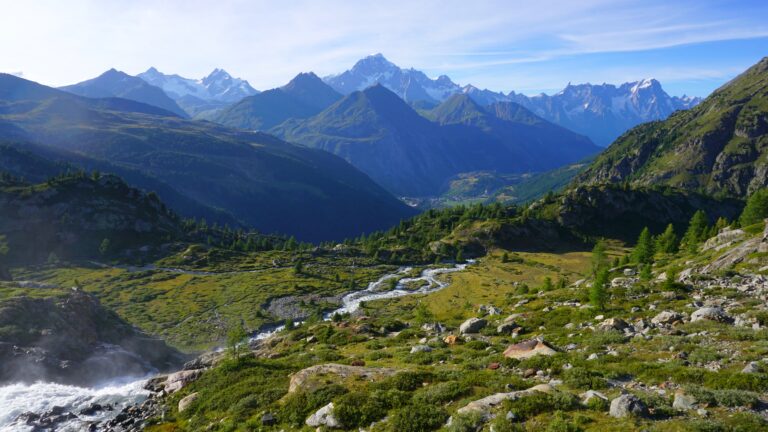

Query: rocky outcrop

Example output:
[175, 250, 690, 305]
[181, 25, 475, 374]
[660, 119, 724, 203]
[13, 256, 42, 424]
[0, 290, 186, 385]
[457, 384, 553, 415]
[288, 363, 398, 393]
[690, 307, 734, 324]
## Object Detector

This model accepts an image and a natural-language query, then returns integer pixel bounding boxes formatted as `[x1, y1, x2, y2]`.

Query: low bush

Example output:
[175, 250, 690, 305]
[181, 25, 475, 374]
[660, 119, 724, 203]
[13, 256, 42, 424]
[388, 403, 448, 432]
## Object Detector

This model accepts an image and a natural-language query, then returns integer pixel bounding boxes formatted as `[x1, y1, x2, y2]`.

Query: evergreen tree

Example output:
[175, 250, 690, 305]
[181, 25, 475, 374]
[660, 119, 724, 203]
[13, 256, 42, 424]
[455, 250, 464, 263]
[541, 276, 554, 291]
[590, 269, 609, 311]
[682, 210, 709, 252]
[590, 240, 608, 276]
[293, 259, 303, 275]
[739, 189, 768, 227]
[632, 227, 655, 264]
[99, 238, 111, 256]
[501, 252, 510, 263]
[655, 224, 679, 254]
[226, 323, 248, 361]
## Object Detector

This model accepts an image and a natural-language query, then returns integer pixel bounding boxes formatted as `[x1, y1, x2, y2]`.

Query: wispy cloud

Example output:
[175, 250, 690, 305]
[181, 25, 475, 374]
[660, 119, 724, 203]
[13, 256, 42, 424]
[0, 0, 765, 95]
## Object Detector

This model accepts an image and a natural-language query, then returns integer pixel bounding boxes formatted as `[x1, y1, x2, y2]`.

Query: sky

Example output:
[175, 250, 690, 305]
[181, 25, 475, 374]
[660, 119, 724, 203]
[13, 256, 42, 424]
[1, 0, 766, 97]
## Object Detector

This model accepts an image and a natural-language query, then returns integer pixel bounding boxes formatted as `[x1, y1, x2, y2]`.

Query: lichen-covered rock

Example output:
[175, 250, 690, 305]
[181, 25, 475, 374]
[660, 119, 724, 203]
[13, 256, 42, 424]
[306, 402, 340, 428]
[609, 394, 649, 418]
[651, 310, 684, 325]
[457, 384, 553, 415]
[691, 307, 733, 323]
[178, 392, 199, 412]
[459, 317, 487, 334]
[288, 363, 397, 393]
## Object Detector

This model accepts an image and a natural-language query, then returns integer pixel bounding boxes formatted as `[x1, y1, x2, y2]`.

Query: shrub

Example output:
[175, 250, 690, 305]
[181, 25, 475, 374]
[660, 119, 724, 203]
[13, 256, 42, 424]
[333, 391, 388, 428]
[561, 367, 606, 390]
[388, 403, 448, 432]
[376, 371, 434, 392]
[502, 391, 580, 421]
[445, 412, 483, 432]
[413, 381, 470, 405]
[279, 384, 347, 427]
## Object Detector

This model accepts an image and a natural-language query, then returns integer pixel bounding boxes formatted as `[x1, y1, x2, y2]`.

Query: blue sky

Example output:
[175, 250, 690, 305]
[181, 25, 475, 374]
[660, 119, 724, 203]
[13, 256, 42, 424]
[0, 0, 766, 97]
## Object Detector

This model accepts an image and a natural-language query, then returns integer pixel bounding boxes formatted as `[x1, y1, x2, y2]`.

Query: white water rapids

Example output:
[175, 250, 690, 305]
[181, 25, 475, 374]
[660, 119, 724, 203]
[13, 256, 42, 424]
[0, 261, 470, 431]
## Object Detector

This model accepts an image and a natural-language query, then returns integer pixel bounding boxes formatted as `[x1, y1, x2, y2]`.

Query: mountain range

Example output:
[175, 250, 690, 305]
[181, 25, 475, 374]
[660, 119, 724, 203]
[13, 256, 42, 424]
[324, 54, 701, 146]
[137, 67, 259, 116]
[0, 73, 414, 241]
[271, 84, 599, 196]
[574, 56, 768, 199]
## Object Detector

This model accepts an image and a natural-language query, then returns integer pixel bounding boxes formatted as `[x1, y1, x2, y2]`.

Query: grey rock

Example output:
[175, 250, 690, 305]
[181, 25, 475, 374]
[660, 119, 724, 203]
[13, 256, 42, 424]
[410, 345, 433, 354]
[460, 317, 487, 334]
[497, 322, 519, 334]
[178, 392, 198, 412]
[691, 307, 733, 323]
[673, 392, 696, 411]
[306, 402, 340, 428]
[609, 394, 649, 418]
[652, 310, 684, 326]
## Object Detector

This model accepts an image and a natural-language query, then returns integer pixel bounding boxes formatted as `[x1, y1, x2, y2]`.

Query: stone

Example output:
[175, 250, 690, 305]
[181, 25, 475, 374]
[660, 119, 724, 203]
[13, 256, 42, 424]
[691, 307, 733, 323]
[503, 339, 557, 360]
[410, 345, 433, 354]
[443, 334, 459, 345]
[459, 317, 487, 334]
[673, 391, 696, 411]
[421, 322, 446, 333]
[582, 390, 608, 404]
[178, 392, 199, 412]
[742, 361, 761, 373]
[306, 335, 317, 343]
[497, 321, 519, 334]
[288, 363, 398, 393]
[261, 413, 277, 426]
[598, 318, 629, 332]
[306, 402, 341, 428]
[652, 310, 684, 326]
[165, 369, 204, 393]
[457, 384, 553, 415]
[609, 394, 649, 418]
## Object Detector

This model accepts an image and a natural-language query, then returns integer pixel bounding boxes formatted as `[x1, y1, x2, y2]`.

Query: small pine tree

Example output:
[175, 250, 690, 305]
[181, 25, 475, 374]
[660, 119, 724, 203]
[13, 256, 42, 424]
[541, 276, 554, 291]
[501, 252, 510, 263]
[631, 227, 655, 264]
[456, 250, 464, 263]
[99, 238, 111, 256]
[590, 269, 610, 311]
[293, 260, 303, 275]
[739, 189, 768, 227]
[639, 264, 652, 281]
[226, 323, 248, 360]
[682, 210, 709, 252]
[655, 223, 679, 254]
[590, 240, 608, 276]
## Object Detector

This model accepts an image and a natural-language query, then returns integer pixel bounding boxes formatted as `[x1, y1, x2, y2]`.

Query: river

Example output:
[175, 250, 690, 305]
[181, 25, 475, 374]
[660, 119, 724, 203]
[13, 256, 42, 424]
[0, 261, 471, 431]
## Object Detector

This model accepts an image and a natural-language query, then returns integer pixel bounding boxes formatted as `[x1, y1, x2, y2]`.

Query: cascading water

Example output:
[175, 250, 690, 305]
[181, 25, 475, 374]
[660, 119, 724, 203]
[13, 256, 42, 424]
[0, 261, 471, 430]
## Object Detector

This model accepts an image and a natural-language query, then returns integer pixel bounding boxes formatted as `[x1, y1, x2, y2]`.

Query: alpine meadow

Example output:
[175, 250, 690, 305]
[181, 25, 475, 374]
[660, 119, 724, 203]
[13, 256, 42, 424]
[1, 1, 768, 431]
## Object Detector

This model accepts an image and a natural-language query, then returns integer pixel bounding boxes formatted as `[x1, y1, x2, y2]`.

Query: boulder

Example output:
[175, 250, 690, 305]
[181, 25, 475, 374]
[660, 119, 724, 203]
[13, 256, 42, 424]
[652, 310, 684, 326]
[598, 318, 629, 332]
[288, 363, 397, 393]
[503, 339, 557, 360]
[410, 345, 432, 354]
[421, 322, 446, 333]
[742, 361, 761, 373]
[691, 307, 733, 324]
[178, 392, 199, 412]
[609, 394, 649, 418]
[673, 391, 696, 411]
[459, 317, 487, 334]
[262, 413, 277, 426]
[306, 402, 340, 428]
[165, 369, 204, 393]
[497, 322, 519, 334]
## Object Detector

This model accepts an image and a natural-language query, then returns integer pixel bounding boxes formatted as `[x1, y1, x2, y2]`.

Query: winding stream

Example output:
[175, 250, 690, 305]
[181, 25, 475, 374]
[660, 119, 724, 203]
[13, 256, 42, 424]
[0, 261, 471, 431]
